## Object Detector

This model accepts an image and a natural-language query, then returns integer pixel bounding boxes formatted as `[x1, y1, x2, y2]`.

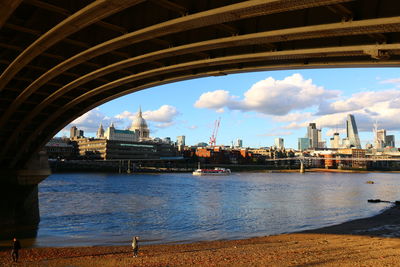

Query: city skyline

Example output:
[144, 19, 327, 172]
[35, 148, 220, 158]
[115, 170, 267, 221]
[59, 67, 400, 148]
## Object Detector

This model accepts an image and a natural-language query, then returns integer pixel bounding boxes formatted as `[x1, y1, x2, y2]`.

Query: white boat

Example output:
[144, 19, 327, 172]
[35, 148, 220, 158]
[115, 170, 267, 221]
[192, 167, 231, 176]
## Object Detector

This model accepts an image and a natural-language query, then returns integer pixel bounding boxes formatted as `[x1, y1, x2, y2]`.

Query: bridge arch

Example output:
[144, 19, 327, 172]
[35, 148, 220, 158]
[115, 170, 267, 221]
[0, 0, 400, 170]
[1, 0, 400, 233]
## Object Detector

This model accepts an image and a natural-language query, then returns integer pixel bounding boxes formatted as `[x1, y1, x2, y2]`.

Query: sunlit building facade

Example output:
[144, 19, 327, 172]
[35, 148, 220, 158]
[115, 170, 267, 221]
[346, 114, 361, 149]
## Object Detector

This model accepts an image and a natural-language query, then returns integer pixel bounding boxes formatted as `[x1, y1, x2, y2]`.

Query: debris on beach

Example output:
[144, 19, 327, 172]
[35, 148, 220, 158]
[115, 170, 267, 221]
[368, 199, 391, 203]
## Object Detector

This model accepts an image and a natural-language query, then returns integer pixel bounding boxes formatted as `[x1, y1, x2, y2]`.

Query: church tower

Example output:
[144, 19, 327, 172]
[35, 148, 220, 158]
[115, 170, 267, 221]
[96, 123, 105, 139]
[130, 106, 150, 141]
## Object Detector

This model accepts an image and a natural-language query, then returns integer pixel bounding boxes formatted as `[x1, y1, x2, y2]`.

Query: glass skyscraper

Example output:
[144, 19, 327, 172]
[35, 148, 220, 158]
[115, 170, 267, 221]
[298, 137, 310, 151]
[346, 114, 361, 149]
[307, 123, 319, 148]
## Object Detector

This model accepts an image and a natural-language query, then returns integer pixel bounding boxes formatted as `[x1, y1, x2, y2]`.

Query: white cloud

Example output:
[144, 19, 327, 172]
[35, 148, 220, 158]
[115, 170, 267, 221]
[115, 105, 180, 129]
[115, 110, 135, 121]
[264, 83, 400, 135]
[318, 89, 400, 115]
[142, 105, 179, 122]
[325, 128, 346, 137]
[316, 90, 400, 132]
[380, 78, 400, 86]
[194, 90, 234, 110]
[154, 121, 175, 128]
[61, 105, 181, 136]
[282, 120, 309, 130]
[194, 74, 339, 115]
[281, 103, 400, 134]
[67, 108, 120, 134]
[238, 74, 339, 115]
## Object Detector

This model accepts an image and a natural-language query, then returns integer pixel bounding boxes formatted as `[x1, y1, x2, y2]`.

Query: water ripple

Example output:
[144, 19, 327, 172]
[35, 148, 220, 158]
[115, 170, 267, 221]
[33, 172, 400, 247]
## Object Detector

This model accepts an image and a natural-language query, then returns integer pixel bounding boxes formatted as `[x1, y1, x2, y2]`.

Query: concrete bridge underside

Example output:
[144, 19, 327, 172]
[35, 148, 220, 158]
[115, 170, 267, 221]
[1, 0, 400, 229]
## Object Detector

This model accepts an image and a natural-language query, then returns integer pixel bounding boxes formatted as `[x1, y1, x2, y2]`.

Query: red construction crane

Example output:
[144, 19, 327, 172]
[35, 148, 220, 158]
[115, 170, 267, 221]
[209, 117, 221, 147]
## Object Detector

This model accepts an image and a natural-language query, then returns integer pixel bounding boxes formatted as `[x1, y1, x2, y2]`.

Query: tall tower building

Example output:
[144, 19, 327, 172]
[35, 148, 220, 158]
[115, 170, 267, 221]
[346, 114, 361, 149]
[330, 133, 341, 148]
[317, 129, 326, 148]
[298, 137, 310, 151]
[386, 135, 395, 147]
[235, 138, 243, 148]
[375, 129, 386, 149]
[177, 135, 185, 146]
[274, 137, 284, 149]
[70, 126, 78, 138]
[307, 123, 319, 148]
[177, 135, 185, 151]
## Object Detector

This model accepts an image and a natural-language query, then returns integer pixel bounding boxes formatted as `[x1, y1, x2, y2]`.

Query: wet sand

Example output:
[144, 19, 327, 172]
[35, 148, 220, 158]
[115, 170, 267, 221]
[1, 205, 400, 266]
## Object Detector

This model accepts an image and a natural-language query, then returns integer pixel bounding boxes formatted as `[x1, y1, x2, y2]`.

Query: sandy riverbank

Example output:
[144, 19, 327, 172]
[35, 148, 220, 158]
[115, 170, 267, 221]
[1, 205, 400, 266]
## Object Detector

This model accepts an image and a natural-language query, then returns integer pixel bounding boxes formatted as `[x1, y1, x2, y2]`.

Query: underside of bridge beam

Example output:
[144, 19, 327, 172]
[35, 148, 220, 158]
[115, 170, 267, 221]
[1, 0, 400, 168]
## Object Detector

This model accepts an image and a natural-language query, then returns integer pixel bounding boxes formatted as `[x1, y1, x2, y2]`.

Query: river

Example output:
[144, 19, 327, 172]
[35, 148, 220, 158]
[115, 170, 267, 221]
[31, 171, 400, 247]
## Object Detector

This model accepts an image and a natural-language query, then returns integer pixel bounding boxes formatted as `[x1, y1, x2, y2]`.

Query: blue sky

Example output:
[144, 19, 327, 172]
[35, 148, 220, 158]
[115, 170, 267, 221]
[61, 67, 400, 149]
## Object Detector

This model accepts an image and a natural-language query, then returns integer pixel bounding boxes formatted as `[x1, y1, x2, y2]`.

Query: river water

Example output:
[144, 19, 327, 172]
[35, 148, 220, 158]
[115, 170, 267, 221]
[33, 172, 399, 247]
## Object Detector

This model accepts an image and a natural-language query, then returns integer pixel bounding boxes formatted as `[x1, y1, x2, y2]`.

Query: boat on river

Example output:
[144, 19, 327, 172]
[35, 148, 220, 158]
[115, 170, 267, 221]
[192, 167, 231, 176]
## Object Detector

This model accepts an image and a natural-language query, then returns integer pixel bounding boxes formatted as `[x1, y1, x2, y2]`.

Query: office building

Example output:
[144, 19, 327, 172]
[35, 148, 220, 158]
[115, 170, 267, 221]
[298, 137, 310, 151]
[274, 138, 284, 149]
[177, 135, 186, 151]
[342, 137, 350, 148]
[375, 129, 386, 149]
[374, 127, 395, 148]
[318, 140, 326, 148]
[45, 137, 75, 159]
[163, 137, 172, 144]
[330, 132, 341, 148]
[386, 135, 395, 147]
[346, 114, 361, 149]
[317, 129, 326, 148]
[307, 123, 319, 148]
[70, 126, 78, 138]
[70, 126, 84, 139]
[76, 138, 177, 160]
[197, 142, 208, 147]
[235, 138, 243, 148]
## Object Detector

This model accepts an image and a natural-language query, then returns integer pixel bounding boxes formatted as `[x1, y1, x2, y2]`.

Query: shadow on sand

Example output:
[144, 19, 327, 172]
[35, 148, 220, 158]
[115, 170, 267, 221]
[301, 204, 400, 238]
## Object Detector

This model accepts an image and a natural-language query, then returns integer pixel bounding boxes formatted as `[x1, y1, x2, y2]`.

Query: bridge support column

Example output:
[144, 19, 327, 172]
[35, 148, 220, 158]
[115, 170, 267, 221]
[0, 183, 40, 229]
[0, 151, 51, 236]
[299, 160, 305, 173]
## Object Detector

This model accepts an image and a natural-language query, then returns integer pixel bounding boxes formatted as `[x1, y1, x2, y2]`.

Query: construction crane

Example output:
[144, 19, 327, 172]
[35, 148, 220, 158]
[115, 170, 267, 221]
[209, 117, 221, 147]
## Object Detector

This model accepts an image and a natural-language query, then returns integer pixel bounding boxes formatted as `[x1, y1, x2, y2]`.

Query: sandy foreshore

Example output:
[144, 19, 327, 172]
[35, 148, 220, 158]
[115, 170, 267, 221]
[1, 205, 400, 266]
